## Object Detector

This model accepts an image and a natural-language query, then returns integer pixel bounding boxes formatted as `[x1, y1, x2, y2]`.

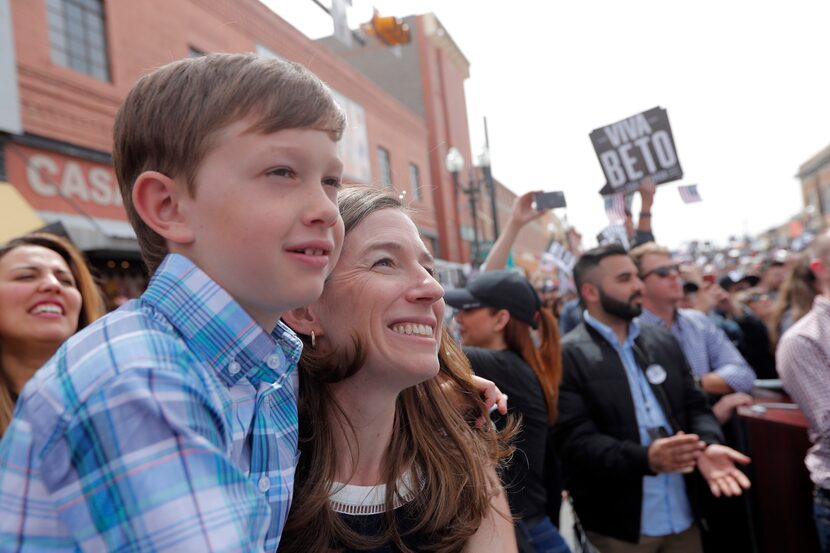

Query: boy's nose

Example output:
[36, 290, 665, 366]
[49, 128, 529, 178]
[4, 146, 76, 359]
[304, 187, 340, 227]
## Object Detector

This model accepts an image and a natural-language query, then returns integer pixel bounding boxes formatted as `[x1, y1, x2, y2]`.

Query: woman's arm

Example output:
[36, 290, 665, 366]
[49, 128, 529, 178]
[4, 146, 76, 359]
[482, 191, 546, 271]
[463, 469, 518, 553]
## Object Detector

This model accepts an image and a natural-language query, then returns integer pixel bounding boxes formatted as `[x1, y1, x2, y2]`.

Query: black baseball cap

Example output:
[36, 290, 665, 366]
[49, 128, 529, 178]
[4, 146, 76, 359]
[444, 270, 542, 328]
[718, 272, 761, 291]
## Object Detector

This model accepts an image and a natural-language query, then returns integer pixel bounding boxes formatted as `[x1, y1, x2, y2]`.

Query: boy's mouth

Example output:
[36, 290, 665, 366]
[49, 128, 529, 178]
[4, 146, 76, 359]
[286, 240, 334, 257]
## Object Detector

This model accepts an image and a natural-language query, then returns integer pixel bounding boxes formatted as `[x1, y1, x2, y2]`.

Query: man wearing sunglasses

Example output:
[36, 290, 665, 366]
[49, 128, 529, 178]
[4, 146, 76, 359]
[630, 243, 755, 399]
[553, 244, 750, 553]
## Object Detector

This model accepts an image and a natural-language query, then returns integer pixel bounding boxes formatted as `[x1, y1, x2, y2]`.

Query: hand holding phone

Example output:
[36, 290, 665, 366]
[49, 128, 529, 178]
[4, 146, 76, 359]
[533, 191, 567, 210]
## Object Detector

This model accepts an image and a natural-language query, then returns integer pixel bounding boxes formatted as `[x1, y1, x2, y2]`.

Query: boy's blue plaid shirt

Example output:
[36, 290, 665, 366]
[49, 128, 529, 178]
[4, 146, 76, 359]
[0, 254, 301, 552]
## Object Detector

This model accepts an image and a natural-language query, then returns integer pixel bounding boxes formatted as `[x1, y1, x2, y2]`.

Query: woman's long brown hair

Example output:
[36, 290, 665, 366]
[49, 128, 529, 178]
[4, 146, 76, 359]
[0, 233, 106, 436]
[501, 306, 562, 425]
[280, 186, 514, 552]
[769, 253, 818, 348]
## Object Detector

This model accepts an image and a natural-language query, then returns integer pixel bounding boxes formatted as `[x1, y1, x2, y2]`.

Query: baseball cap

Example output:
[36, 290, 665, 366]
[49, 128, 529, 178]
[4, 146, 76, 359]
[718, 271, 761, 292]
[444, 270, 542, 328]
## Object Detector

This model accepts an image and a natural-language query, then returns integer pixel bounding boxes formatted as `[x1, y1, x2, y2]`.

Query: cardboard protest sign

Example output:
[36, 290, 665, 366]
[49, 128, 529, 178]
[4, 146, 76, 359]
[591, 107, 683, 196]
[543, 240, 576, 274]
[596, 224, 630, 251]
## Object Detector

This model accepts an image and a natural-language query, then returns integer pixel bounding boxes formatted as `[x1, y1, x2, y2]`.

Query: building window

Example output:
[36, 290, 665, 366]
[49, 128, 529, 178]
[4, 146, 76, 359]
[378, 147, 392, 187]
[46, 0, 110, 81]
[189, 47, 206, 58]
[821, 183, 830, 216]
[409, 163, 422, 201]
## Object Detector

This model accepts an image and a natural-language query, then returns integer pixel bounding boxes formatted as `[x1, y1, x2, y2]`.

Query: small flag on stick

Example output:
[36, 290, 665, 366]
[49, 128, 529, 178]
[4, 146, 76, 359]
[604, 194, 627, 223]
[678, 184, 702, 204]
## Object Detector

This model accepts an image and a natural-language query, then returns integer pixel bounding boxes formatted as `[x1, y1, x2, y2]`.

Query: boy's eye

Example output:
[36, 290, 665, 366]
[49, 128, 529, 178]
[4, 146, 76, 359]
[267, 167, 294, 178]
[322, 177, 342, 189]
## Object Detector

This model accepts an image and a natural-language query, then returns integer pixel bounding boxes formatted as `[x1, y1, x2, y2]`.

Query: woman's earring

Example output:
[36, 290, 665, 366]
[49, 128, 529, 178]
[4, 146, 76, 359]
[311, 330, 316, 349]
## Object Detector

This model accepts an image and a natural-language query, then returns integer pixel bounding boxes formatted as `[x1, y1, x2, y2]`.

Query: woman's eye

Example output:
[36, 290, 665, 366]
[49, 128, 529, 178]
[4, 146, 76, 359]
[423, 266, 436, 277]
[14, 274, 35, 281]
[372, 258, 394, 268]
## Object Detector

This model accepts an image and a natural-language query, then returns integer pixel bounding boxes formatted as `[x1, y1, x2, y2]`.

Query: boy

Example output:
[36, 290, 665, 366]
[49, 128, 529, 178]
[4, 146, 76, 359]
[0, 54, 346, 551]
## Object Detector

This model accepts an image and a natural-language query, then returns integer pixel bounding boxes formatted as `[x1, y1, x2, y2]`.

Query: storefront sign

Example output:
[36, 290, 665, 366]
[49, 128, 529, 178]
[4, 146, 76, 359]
[4, 143, 126, 221]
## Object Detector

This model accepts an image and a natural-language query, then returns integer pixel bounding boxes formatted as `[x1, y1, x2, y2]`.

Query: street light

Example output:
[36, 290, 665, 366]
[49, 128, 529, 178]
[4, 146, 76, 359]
[476, 145, 499, 240]
[445, 147, 464, 175]
[445, 147, 482, 266]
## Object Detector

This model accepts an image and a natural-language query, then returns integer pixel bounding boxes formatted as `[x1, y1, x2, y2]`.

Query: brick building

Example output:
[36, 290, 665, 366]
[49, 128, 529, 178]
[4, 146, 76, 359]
[0, 0, 553, 300]
[797, 142, 830, 231]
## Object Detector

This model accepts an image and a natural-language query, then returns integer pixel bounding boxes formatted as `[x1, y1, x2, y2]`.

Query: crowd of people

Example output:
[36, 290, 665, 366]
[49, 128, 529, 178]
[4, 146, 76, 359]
[0, 52, 827, 553]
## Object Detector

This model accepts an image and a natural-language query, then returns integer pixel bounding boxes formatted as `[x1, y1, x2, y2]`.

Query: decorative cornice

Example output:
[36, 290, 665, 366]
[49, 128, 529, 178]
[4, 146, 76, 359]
[420, 13, 470, 79]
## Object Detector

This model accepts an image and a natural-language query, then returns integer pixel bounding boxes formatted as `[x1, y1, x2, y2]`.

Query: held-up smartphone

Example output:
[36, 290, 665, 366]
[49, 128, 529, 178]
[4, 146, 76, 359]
[533, 191, 567, 210]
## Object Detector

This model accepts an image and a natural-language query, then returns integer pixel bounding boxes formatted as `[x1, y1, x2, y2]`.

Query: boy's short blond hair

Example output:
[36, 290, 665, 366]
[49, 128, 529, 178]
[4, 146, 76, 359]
[113, 53, 346, 273]
[629, 241, 671, 272]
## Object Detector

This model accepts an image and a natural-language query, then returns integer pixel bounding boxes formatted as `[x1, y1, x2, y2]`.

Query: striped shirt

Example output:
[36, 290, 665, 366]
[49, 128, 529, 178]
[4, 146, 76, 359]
[639, 308, 755, 393]
[0, 254, 301, 552]
[777, 295, 830, 490]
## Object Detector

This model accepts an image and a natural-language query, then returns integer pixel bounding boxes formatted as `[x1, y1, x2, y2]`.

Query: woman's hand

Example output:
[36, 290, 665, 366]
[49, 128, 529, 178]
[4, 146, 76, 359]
[508, 191, 547, 230]
[471, 375, 507, 428]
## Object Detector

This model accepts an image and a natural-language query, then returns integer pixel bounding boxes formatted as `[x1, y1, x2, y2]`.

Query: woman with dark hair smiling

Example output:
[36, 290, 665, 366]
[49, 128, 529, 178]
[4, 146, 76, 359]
[280, 186, 517, 552]
[0, 233, 105, 436]
[450, 191, 569, 553]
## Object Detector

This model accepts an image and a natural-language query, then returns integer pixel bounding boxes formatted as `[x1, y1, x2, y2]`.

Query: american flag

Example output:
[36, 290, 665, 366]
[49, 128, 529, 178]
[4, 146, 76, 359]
[604, 193, 627, 224]
[678, 184, 702, 203]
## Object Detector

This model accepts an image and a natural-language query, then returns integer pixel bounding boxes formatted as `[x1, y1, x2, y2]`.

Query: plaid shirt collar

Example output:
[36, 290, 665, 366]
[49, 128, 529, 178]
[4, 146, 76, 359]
[141, 254, 301, 387]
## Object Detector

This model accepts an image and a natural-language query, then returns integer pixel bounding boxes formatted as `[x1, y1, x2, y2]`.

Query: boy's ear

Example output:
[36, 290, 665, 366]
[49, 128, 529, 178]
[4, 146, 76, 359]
[131, 171, 194, 245]
[282, 306, 320, 336]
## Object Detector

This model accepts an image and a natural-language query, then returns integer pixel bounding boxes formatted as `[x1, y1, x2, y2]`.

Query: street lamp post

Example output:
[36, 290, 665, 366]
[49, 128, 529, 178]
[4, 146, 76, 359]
[445, 147, 481, 266]
[477, 146, 499, 240]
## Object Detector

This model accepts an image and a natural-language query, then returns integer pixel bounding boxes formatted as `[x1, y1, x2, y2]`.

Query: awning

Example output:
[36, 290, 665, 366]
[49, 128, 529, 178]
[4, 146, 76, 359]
[0, 181, 44, 243]
[37, 211, 139, 253]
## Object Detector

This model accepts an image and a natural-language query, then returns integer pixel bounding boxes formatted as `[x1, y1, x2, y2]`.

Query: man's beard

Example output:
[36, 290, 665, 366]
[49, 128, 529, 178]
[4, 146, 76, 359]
[599, 288, 642, 321]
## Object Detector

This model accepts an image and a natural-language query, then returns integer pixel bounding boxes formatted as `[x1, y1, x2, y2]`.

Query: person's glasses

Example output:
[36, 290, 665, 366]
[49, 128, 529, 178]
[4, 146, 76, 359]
[746, 293, 769, 303]
[640, 264, 680, 279]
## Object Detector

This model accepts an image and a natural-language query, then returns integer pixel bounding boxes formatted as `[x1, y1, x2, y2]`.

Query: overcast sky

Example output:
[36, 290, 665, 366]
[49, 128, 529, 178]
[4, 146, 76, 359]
[266, 0, 830, 249]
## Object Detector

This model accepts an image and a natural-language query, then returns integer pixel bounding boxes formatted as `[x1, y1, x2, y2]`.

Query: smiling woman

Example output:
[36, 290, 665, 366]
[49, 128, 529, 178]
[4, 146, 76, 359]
[280, 186, 517, 553]
[0, 233, 105, 436]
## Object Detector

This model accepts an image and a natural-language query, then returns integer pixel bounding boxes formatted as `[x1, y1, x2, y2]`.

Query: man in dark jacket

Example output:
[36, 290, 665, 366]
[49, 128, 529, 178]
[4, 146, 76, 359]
[553, 244, 751, 552]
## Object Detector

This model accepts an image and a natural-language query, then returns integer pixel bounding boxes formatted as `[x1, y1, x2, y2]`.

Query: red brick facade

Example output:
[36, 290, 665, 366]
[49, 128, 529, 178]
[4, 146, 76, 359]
[4, 1, 552, 268]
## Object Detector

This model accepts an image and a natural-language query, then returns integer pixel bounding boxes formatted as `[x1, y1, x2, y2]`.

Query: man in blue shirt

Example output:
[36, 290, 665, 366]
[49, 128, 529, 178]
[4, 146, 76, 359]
[630, 243, 755, 398]
[553, 244, 750, 552]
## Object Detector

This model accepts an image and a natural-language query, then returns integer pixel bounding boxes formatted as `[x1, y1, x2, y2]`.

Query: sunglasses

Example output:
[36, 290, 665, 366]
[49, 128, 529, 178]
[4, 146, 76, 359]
[746, 293, 769, 303]
[640, 264, 680, 280]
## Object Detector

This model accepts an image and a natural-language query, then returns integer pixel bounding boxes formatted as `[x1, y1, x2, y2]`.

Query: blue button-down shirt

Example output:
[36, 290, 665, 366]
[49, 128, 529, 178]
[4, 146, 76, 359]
[0, 254, 301, 552]
[639, 308, 755, 393]
[583, 312, 694, 537]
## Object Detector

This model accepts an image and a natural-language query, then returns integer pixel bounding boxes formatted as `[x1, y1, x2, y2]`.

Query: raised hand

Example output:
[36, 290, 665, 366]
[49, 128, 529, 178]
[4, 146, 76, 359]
[509, 191, 548, 228]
